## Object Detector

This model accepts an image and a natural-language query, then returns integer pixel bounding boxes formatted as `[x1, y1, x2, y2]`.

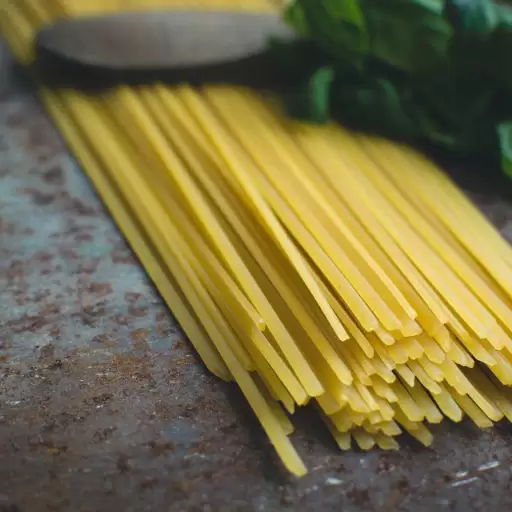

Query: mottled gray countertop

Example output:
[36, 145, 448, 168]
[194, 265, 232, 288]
[2, 41, 512, 512]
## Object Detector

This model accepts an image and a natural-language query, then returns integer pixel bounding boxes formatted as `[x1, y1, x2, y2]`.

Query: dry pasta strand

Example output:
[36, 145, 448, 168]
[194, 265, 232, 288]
[5, 0, 512, 476]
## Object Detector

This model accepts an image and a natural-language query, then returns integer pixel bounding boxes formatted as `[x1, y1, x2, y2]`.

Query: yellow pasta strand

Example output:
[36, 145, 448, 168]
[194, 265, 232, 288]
[6, 0, 512, 476]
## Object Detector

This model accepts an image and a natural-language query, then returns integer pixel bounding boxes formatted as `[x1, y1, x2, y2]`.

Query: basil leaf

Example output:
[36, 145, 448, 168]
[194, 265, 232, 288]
[308, 67, 336, 123]
[331, 76, 420, 141]
[445, 0, 499, 33]
[498, 123, 512, 178]
[283, 1, 310, 35]
[273, 0, 512, 179]
[282, 66, 335, 123]
[361, 0, 452, 74]
[284, 0, 370, 59]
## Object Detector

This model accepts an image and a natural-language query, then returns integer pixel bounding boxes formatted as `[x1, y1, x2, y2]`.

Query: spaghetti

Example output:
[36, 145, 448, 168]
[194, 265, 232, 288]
[3, 0, 512, 477]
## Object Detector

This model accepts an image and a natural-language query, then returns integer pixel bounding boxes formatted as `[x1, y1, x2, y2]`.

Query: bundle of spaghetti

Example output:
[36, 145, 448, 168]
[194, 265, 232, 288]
[4, 0, 512, 477]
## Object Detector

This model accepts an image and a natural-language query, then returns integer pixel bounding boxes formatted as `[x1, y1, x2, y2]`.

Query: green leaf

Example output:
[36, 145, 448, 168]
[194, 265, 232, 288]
[414, 71, 496, 129]
[282, 1, 310, 35]
[282, 66, 335, 123]
[444, 0, 502, 79]
[490, 20, 512, 90]
[361, 0, 452, 74]
[498, 123, 512, 178]
[308, 67, 336, 123]
[331, 75, 420, 141]
[272, 0, 512, 178]
[284, 0, 370, 59]
[445, 0, 499, 33]
[283, 0, 452, 74]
